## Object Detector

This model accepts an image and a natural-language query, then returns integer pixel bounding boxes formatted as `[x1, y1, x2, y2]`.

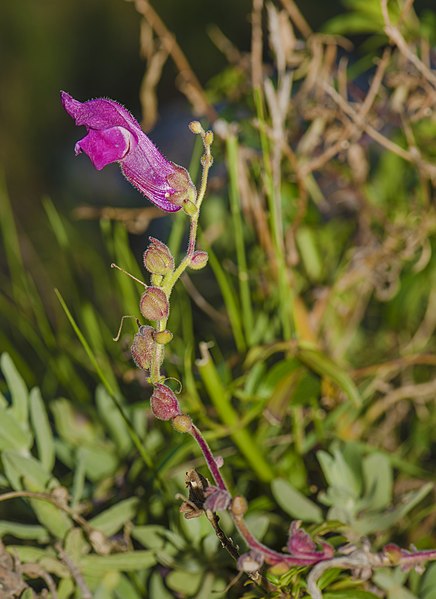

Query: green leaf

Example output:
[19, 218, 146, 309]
[271, 478, 323, 522]
[323, 591, 381, 599]
[131, 525, 185, 551]
[2, 451, 72, 538]
[296, 226, 324, 281]
[0, 521, 49, 542]
[420, 563, 436, 599]
[355, 483, 433, 536]
[1, 353, 29, 426]
[297, 347, 361, 406]
[89, 497, 139, 536]
[95, 386, 131, 456]
[0, 406, 32, 452]
[77, 444, 118, 482]
[80, 551, 156, 577]
[166, 569, 203, 595]
[361, 452, 392, 511]
[318, 447, 362, 499]
[2, 450, 51, 491]
[29, 387, 55, 471]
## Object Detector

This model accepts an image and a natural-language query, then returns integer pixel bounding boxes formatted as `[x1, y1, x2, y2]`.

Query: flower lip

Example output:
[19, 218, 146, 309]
[60, 91, 198, 213]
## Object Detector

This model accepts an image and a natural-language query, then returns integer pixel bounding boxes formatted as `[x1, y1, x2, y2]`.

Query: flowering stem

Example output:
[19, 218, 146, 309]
[151, 127, 213, 383]
[187, 415, 326, 568]
[190, 424, 228, 492]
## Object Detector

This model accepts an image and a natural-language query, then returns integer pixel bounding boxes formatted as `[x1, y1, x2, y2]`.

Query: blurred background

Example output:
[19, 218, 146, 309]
[1, 0, 433, 229]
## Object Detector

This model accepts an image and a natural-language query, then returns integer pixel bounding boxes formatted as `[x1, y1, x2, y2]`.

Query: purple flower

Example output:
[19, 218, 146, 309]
[60, 91, 196, 212]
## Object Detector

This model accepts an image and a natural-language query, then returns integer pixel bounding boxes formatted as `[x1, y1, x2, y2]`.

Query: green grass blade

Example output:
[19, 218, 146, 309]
[226, 135, 254, 345]
[54, 288, 155, 472]
[196, 343, 273, 482]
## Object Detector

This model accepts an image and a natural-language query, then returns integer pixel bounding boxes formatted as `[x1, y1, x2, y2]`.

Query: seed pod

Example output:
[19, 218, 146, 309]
[150, 384, 181, 421]
[143, 237, 174, 275]
[189, 250, 208, 270]
[140, 287, 169, 321]
[130, 325, 155, 370]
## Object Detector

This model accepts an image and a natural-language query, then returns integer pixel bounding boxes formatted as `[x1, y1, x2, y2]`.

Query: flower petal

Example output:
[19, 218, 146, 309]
[75, 127, 134, 170]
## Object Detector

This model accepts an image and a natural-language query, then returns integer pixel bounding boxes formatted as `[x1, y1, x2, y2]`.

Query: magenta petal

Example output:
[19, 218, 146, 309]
[61, 91, 191, 213]
[121, 162, 180, 212]
[75, 127, 134, 170]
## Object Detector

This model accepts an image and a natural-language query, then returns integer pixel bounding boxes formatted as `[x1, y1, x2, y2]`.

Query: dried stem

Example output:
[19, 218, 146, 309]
[130, 0, 218, 121]
[380, 0, 436, 88]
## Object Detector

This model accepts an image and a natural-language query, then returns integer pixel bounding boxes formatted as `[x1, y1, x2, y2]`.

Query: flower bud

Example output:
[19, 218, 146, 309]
[143, 237, 174, 275]
[237, 551, 264, 573]
[204, 130, 214, 146]
[189, 121, 204, 135]
[189, 250, 208, 270]
[140, 287, 169, 321]
[130, 325, 155, 370]
[384, 544, 403, 565]
[150, 384, 181, 421]
[182, 199, 198, 217]
[231, 496, 247, 517]
[153, 329, 173, 345]
[172, 414, 193, 433]
[166, 164, 197, 206]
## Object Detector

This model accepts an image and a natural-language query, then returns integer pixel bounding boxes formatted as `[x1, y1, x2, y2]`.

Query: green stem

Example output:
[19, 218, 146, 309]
[253, 87, 293, 340]
[196, 343, 273, 482]
[226, 135, 254, 346]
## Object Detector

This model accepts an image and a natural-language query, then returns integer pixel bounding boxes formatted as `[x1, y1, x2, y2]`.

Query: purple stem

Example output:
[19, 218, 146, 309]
[190, 424, 229, 492]
[188, 422, 329, 567]
[233, 516, 328, 566]
[399, 549, 436, 568]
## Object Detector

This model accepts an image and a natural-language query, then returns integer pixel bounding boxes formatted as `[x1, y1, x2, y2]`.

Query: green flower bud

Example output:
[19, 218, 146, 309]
[182, 199, 198, 216]
[189, 250, 208, 270]
[153, 329, 173, 345]
[140, 287, 169, 321]
[204, 130, 214, 145]
[172, 414, 193, 433]
[189, 120, 204, 135]
[143, 237, 174, 275]
[150, 384, 181, 421]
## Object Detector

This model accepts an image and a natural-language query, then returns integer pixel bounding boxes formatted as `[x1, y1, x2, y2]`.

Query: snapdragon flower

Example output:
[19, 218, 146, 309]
[61, 91, 196, 212]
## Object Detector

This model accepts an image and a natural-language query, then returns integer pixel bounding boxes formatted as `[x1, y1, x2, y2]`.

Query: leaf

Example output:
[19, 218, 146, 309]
[131, 525, 185, 552]
[361, 452, 392, 511]
[29, 387, 55, 471]
[76, 444, 118, 481]
[0, 406, 32, 452]
[0, 521, 49, 542]
[1, 353, 29, 426]
[166, 569, 203, 595]
[2, 450, 51, 491]
[323, 592, 381, 599]
[355, 483, 433, 536]
[2, 451, 72, 538]
[317, 447, 362, 499]
[89, 497, 139, 536]
[95, 386, 131, 456]
[271, 478, 323, 522]
[420, 563, 436, 599]
[297, 347, 361, 406]
[79, 551, 156, 577]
